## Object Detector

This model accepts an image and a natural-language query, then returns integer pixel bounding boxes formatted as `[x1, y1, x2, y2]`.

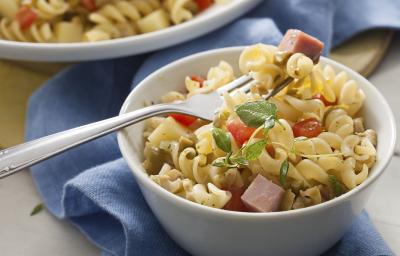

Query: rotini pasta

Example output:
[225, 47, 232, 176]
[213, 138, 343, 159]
[142, 43, 377, 212]
[32, 0, 69, 20]
[186, 61, 235, 97]
[164, 0, 197, 25]
[0, 16, 82, 42]
[0, 0, 217, 43]
[239, 44, 283, 90]
[0, 1, 19, 19]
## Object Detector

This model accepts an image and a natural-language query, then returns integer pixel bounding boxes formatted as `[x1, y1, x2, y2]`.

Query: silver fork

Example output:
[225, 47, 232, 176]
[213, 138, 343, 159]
[0, 74, 292, 179]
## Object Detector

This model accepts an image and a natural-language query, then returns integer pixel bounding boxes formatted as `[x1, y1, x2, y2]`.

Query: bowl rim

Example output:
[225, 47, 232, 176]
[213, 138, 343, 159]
[117, 46, 396, 220]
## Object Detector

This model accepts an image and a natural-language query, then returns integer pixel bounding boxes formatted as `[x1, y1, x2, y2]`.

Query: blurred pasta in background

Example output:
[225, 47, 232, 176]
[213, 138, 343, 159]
[0, 0, 216, 43]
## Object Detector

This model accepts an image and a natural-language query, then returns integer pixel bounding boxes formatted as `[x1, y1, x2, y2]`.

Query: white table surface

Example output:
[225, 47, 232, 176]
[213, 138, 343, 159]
[1, 35, 400, 256]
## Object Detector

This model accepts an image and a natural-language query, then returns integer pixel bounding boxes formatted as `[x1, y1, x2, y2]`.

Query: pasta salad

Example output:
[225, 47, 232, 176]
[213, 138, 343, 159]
[143, 43, 377, 212]
[0, 0, 216, 43]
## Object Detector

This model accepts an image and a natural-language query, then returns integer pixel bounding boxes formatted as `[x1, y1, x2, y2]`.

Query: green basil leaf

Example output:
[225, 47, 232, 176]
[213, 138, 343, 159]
[328, 175, 344, 196]
[30, 203, 44, 216]
[212, 128, 232, 153]
[279, 158, 289, 185]
[263, 115, 276, 134]
[243, 140, 267, 160]
[235, 101, 277, 128]
[230, 156, 249, 166]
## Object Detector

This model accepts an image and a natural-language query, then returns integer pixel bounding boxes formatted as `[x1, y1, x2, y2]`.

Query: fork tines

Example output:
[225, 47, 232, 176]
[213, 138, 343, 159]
[216, 74, 254, 95]
[216, 73, 294, 101]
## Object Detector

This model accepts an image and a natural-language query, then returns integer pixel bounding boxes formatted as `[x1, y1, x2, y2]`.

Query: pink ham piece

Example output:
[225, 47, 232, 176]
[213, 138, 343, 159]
[279, 29, 324, 63]
[241, 174, 285, 212]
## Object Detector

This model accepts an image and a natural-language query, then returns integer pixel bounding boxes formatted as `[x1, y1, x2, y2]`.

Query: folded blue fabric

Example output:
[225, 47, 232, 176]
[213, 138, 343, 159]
[26, 0, 400, 255]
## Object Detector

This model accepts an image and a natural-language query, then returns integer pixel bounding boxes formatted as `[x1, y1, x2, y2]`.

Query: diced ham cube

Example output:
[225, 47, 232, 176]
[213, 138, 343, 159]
[241, 174, 285, 212]
[279, 29, 324, 63]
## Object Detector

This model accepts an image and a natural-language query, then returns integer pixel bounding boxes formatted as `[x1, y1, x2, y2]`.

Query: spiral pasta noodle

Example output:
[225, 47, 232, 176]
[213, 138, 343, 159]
[186, 61, 235, 97]
[324, 108, 354, 138]
[239, 44, 283, 90]
[164, 0, 197, 25]
[151, 164, 232, 208]
[31, 0, 69, 20]
[286, 53, 313, 79]
[0, 1, 19, 19]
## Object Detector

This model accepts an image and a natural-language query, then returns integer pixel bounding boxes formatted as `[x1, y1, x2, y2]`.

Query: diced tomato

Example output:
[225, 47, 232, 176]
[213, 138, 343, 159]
[15, 6, 37, 30]
[266, 144, 275, 158]
[293, 118, 322, 138]
[195, 0, 213, 11]
[190, 75, 205, 87]
[223, 186, 248, 212]
[226, 117, 256, 146]
[312, 94, 335, 106]
[81, 0, 97, 11]
[170, 114, 197, 126]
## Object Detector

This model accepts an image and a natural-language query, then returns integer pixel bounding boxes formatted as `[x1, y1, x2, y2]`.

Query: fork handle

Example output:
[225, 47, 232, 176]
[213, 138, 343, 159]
[0, 103, 185, 179]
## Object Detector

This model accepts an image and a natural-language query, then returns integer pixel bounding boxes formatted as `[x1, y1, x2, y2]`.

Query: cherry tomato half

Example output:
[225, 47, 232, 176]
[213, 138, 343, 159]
[190, 75, 205, 87]
[226, 117, 256, 146]
[170, 114, 197, 126]
[312, 94, 336, 106]
[195, 0, 213, 11]
[266, 144, 275, 158]
[81, 0, 97, 11]
[223, 186, 248, 212]
[293, 118, 322, 138]
[15, 6, 37, 30]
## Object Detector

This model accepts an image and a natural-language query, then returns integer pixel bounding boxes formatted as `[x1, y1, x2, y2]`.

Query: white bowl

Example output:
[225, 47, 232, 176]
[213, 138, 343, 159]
[0, 0, 262, 62]
[117, 47, 396, 256]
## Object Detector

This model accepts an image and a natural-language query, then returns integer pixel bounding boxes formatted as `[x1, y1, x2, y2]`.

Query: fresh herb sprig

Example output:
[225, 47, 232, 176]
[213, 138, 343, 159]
[212, 152, 249, 168]
[212, 127, 267, 168]
[243, 139, 267, 160]
[235, 100, 279, 134]
[212, 101, 284, 168]
[30, 203, 44, 216]
[279, 158, 289, 185]
[212, 128, 250, 168]
[212, 128, 231, 153]
[235, 100, 290, 181]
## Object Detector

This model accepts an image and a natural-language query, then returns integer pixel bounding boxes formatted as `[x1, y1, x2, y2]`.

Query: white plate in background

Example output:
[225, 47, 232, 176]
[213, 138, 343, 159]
[0, 0, 262, 62]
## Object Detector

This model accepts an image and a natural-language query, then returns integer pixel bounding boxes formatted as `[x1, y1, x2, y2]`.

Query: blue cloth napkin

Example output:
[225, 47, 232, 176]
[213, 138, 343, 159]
[26, 0, 400, 255]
